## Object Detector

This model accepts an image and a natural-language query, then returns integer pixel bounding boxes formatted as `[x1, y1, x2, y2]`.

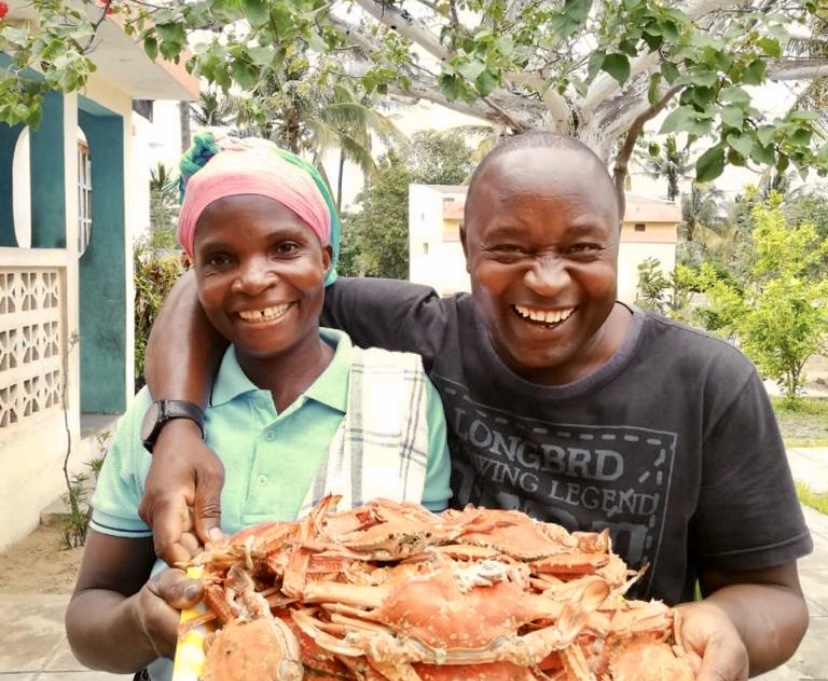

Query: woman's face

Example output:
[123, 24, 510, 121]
[193, 194, 331, 365]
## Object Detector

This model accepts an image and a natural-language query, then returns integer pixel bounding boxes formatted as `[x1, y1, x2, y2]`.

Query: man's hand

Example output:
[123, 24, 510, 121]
[675, 601, 749, 681]
[138, 420, 225, 566]
[133, 567, 203, 660]
[677, 563, 809, 680]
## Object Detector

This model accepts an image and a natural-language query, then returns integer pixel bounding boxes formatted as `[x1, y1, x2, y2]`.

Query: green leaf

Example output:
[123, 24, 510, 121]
[247, 46, 272, 66]
[143, 36, 158, 61]
[689, 86, 715, 109]
[494, 36, 514, 58]
[757, 37, 781, 58]
[751, 143, 775, 166]
[306, 30, 329, 54]
[156, 23, 185, 44]
[787, 110, 820, 122]
[658, 106, 712, 135]
[726, 132, 753, 158]
[648, 72, 662, 105]
[230, 59, 259, 90]
[695, 145, 725, 183]
[475, 69, 498, 97]
[720, 105, 744, 130]
[719, 86, 750, 106]
[548, 0, 593, 38]
[788, 127, 813, 147]
[241, 0, 269, 27]
[683, 64, 718, 88]
[660, 106, 693, 134]
[756, 125, 776, 148]
[587, 50, 605, 81]
[641, 29, 663, 52]
[661, 61, 680, 83]
[439, 73, 462, 102]
[457, 60, 485, 81]
[601, 53, 630, 85]
[742, 58, 766, 85]
[570, 75, 588, 97]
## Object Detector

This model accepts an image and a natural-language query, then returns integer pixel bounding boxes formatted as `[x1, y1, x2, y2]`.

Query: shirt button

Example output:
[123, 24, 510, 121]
[263, 431, 276, 442]
[257, 475, 268, 486]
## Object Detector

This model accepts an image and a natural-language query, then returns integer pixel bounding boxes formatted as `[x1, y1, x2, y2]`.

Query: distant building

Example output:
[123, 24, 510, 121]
[0, 8, 198, 550]
[409, 185, 681, 303]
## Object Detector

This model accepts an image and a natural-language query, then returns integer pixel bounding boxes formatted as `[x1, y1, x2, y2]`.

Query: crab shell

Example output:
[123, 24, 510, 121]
[608, 637, 695, 681]
[201, 617, 303, 681]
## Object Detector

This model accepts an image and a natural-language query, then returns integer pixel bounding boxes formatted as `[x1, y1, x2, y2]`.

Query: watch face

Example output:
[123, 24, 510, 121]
[140, 401, 163, 443]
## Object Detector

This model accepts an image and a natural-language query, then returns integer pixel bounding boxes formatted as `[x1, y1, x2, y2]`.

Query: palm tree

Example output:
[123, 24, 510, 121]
[190, 90, 239, 129]
[787, 12, 828, 131]
[681, 182, 726, 244]
[227, 56, 403, 211]
[637, 135, 692, 202]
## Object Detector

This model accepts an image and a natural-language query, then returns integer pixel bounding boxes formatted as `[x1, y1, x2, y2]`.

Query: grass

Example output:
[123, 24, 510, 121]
[769, 397, 828, 513]
[772, 396, 828, 448]
[796, 482, 828, 515]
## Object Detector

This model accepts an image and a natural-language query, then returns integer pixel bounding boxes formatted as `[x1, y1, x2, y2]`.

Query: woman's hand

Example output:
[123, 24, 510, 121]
[132, 567, 204, 660]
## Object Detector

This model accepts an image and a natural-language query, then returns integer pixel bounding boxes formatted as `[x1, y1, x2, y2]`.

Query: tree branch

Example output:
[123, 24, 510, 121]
[611, 85, 683, 215]
[768, 59, 828, 81]
[351, 0, 450, 61]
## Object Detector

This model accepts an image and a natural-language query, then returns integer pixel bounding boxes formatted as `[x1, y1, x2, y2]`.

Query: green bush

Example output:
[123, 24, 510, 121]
[134, 243, 185, 390]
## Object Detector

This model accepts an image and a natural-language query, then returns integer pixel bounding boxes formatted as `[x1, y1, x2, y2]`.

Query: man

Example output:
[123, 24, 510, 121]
[140, 132, 812, 680]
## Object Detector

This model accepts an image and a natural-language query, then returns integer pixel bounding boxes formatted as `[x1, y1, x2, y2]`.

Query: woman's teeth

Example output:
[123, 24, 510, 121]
[238, 304, 291, 323]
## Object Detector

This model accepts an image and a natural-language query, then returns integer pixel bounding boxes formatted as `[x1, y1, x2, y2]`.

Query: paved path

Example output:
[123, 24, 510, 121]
[2, 449, 827, 681]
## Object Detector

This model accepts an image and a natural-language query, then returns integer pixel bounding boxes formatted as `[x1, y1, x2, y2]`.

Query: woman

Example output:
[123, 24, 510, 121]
[65, 134, 451, 681]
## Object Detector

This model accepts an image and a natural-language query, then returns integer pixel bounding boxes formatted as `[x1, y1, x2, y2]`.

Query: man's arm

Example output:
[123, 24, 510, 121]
[140, 271, 227, 564]
[677, 562, 808, 680]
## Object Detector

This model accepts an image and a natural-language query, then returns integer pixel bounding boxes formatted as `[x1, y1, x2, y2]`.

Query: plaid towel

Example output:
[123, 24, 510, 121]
[299, 347, 430, 514]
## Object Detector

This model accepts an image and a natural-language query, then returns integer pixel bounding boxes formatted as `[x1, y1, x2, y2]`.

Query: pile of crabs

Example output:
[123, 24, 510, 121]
[185, 495, 695, 681]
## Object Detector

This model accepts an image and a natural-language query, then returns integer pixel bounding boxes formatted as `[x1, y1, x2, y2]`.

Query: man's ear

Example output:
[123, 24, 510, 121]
[459, 222, 471, 274]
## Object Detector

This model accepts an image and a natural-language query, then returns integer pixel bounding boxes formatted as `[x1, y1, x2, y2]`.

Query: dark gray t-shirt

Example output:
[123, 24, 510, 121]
[322, 277, 813, 604]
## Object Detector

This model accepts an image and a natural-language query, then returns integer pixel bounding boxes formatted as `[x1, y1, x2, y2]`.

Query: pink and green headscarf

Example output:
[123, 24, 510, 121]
[176, 133, 340, 285]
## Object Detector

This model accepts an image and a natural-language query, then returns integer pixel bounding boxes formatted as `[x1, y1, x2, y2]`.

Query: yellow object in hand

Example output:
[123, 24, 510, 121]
[171, 565, 207, 681]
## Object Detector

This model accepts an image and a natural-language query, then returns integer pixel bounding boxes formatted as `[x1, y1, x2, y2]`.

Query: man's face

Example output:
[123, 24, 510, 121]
[193, 195, 331, 370]
[461, 145, 621, 384]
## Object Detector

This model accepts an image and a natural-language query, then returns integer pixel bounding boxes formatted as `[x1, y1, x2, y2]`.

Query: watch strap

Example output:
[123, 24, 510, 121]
[143, 399, 205, 453]
[162, 400, 205, 431]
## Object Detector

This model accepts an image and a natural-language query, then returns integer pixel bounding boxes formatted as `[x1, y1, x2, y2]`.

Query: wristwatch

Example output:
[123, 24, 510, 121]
[140, 399, 205, 453]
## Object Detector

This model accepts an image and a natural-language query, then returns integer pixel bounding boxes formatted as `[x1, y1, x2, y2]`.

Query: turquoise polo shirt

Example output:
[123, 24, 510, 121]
[90, 329, 451, 539]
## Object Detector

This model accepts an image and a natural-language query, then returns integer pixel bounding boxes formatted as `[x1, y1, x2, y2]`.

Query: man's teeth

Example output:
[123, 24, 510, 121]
[238, 304, 291, 322]
[514, 305, 574, 324]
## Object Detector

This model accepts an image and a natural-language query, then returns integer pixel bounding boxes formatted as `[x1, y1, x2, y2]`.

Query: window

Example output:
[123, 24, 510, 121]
[78, 140, 92, 256]
[634, 223, 646, 232]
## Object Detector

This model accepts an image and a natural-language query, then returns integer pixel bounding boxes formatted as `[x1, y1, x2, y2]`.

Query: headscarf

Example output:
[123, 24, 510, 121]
[176, 132, 340, 285]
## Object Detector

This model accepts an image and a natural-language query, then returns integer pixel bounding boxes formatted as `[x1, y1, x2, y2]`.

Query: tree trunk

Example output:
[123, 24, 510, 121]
[179, 101, 192, 154]
[337, 149, 345, 213]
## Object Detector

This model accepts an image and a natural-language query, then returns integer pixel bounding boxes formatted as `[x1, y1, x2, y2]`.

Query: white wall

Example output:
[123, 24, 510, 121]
[617, 242, 677, 306]
[409, 185, 470, 294]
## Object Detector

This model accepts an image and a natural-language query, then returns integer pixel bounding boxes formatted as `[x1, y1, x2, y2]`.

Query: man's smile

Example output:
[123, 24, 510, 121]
[513, 304, 575, 327]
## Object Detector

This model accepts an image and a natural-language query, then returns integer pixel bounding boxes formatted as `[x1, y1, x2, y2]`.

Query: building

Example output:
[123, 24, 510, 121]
[409, 185, 681, 302]
[0, 7, 199, 550]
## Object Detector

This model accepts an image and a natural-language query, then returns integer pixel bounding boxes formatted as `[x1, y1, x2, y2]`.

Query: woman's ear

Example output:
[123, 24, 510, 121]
[322, 244, 333, 273]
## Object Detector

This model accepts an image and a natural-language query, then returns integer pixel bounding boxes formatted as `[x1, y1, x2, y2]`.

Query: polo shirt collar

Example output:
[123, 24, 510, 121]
[209, 327, 351, 414]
